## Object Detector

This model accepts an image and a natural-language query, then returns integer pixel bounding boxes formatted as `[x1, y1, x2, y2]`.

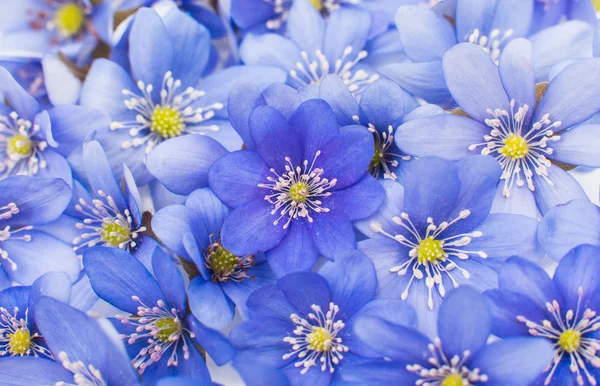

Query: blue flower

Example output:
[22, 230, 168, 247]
[152, 187, 277, 329]
[349, 286, 554, 386]
[208, 98, 385, 276]
[0, 296, 141, 385]
[484, 245, 600, 385]
[0, 271, 70, 358]
[396, 38, 600, 215]
[230, 251, 416, 385]
[355, 156, 541, 335]
[538, 199, 600, 261]
[83, 245, 234, 384]
[79, 7, 286, 184]
[0, 0, 112, 64]
[0, 175, 79, 289]
[383, 1, 595, 105]
[239, 0, 384, 95]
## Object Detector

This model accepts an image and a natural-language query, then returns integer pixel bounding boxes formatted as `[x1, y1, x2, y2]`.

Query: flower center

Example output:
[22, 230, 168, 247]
[55, 3, 85, 37]
[6, 135, 33, 159]
[309, 0, 322, 10]
[283, 303, 348, 374]
[101, 222, 131, 247]
[499, 133, 528, 159]
[468, 99, 562, 197]
[467, 28, 514, 62]
[259, 153, 336, 229]
[111, 71, 222, 153]
[155, 317, 180, 342]
[8, 329, 31, 356]
[442, 374, 464, 386]
[365, 124, 406, 180]
[203, 241, 256, 283]
[58, 352, 107, 386]
[151, 106, 183, 139]
[558, 329, 581, 354]
[517, 288, 600, 386]
[370, 210, 486, 310]
[417, 237, 445, 264]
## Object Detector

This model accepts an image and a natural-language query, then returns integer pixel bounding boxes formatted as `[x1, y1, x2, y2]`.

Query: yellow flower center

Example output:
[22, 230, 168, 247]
[289, 182, 308, 203]
[55, 3, 85, 38]
[499, 133, 529, 160]
[558, 329, 581, 353]
[441, 374, 464, 386]
[151, 106, 183, 139]
[209, 245, 239, 277]
[6, 135, 33, 159]
[306, 327, 332, 352]
[101, 222, 131, 247]
[155, 318, 179, 342]
[309, 0, 323, 10]
[369, 143, 383, 170]
[417, 237, 445, 264]
[9, 329, 31, 356]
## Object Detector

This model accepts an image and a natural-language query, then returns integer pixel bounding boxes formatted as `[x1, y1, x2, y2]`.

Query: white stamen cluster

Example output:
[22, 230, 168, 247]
[56, 351, 106, 386]
[258, 152, 336, 229]
[467, 28, 514, 62]
[110, 71, 222, 154]
[370, 210, 486, 310]
[517, 287, 600, 386]
[283, 303, 348, 374]
[73, 190, 145, 254]
[0, 223, 33, 271]
[264, 0, 291, 30]
[365, 121, 410, 180]
[468, 99, 562, 197]
[0, 112, 48, 177]
[407, 338, 489, 385]
[116, 297, 195, 373]
[0, 307, 51, 357]
[289, 46, 379, 93]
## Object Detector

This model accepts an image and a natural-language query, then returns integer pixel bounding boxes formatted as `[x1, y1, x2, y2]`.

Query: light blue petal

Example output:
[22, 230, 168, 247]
[551, 124, 600, 167]
[188, 277, 235, 329]
[265, 219, 320, 277]
[380, 61, 452, 105]
[532, 164, 588, 215]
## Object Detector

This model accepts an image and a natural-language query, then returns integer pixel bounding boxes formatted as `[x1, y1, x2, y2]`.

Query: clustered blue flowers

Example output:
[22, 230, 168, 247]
[0, 0, 599, 385]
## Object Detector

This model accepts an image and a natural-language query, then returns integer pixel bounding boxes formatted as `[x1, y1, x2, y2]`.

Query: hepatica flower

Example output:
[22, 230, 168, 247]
[240, 0, 380, 94]
[356, 156, 540, 335]
[209, 99, 385, 276]
[80, 7, 285, 184]
[384, 1, 594, 105]
[231, 251, 416, 384]
[152, 188, 276, 328]
[0, 0, 112, 62]
[84, 246, 234, 384]
[350, 287, 554, 386]
[485, 245, 600, 385]
[397, 39, 600, 214]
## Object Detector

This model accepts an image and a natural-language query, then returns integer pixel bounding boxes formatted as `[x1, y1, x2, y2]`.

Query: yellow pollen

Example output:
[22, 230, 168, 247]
[558, 329, 581, 353]
[101, 222, 130, 247]
[8, 329, 31, 356]
[369, 144, 383, 170]
[309, 0, 323, 10]
[289, 182, 308, 203]
[209, 245, 239, 277]
[441, 374, 464, 386]
[417, 237, 445, 264]
[499, 133, 529, 159]
[155, 318, 179, 342]
[151, 106, 183, 138]
[55, 3, 85, 38]
[306, 327, 332, 352]
[6, 135, 33, 159]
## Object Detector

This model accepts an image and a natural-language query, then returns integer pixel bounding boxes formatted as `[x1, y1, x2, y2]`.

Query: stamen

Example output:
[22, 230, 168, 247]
[56, 352, 107, 386]
[0, 224, 33, 271]
[466, 28, 514, 62]
[368, 124, 409, 181]
[0, 307, 52, 358]
[0, 112, 48, 177]
[203, 239, 256, 283]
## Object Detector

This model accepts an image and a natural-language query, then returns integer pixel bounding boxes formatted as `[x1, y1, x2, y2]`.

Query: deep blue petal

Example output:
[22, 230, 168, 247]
[0, 357, 72, 385]
[498, 256, 561, 308]
[289, 99, 340, 163]
[277, 272, 331, 317]
[484, 289, 547, 338]
[266, 219, 320, 277]
[187, 315, 235, 366]
[83, 140, 128, 211]
[306, 210, 356, 259]
[188, 277, 235, 330]
[152, 247, 187, 314]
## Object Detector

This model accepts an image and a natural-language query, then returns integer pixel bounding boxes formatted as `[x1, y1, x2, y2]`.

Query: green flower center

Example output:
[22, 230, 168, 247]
[55, 3, 85, 37]
[101, 222, 131, 247]
[417, 237, 445, 264]
[441, 374, 463, 386]
[9, 329, 31, 356]
[369, 143, 384, 170]
[306, 327, 333, 352]
[289, 182, 308, 203]
[558, 329, 581, 353]
[209, 246, 240, 278]
[499, 133, 529, 160]
[6, 135, 33, 159]
[151, 106, 183, 138]
[155, 318, 179, 342]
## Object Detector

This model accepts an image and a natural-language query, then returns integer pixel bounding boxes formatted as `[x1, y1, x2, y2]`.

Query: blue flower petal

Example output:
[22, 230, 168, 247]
[221, 261, 277, 319]
[551, 124, 600, 167]
[83, 140, 128, 212]
[29, 271, 72, 312]
[0, 67, 39, 120]
[289, 99, 340, 163]
[498, 38, 536, 125]
[0, 357, 71, 385]
[380, 61, 452, 105]
[146, 135, 228, 196]
[240, 33, 303, 73]
[83, 246, 163, 313]
[484, 289, 548, 338]
[498, 256, 561, 308]
[185, 188, 229, 241]
[323, 8, 370, 66]
[187, 315, 235, 366]
[318, 75, 360, 126]
[188, 277, 235, 330]
[152, 247, 187, 314]
[330, 175, 385, 222]
[455, 0, 495, 41]
[532, 164, 588, 215]
[261, 82, 302, 119]
[306, 210, 356, 259]
[152, 205, 196, 259]
[231, 317, 293, 368]
[360, 78, 419, 129]
[227, 82, 266, 150]
[355, 179, 405, 239]
[553, 245, 600, 313]
[266, 219, 320, 277]
[287, 0, 325, 54]
[246, 284, 297, 321]
[277, 272, 331, 317]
